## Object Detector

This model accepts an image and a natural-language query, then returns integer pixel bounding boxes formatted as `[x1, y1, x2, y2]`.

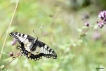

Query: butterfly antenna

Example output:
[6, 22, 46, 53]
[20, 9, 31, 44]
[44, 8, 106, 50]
[33, 30, 38, 39]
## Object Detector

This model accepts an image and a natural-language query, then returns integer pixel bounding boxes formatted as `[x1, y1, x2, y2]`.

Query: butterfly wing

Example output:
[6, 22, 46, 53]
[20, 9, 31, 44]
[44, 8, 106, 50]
[10, 32, 57, 60]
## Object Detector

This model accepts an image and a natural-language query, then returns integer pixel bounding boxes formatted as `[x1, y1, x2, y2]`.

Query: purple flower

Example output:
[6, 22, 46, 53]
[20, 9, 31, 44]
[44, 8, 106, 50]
[97, 11, 106, 28]
[97, 21, 104, 28]
[98, 11, 106, 20]
[16, 52, 21, 56]
[9, 52, 14, 57]
[85, 22, 90, 27]
[11, 38, 17, 45]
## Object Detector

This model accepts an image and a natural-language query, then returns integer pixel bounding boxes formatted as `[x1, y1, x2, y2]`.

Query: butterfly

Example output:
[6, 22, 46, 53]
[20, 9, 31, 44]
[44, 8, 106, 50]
[9, 32, 57, 60]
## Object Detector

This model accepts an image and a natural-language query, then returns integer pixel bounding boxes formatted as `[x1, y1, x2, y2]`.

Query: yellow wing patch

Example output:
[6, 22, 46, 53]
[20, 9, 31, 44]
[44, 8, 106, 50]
[31, 46, 40, 55]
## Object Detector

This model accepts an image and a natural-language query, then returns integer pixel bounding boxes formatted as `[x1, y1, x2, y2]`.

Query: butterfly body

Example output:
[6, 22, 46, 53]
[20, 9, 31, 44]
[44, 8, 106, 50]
[10, 32, 57, 60]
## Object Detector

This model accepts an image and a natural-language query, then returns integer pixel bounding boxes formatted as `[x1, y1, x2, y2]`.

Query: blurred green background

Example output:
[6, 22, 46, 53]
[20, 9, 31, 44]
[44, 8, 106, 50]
[0, 0, 106, 71]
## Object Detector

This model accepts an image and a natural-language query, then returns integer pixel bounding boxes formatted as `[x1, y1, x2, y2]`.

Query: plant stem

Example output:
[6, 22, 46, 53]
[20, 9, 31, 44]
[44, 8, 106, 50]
[0, 0, 19, 60]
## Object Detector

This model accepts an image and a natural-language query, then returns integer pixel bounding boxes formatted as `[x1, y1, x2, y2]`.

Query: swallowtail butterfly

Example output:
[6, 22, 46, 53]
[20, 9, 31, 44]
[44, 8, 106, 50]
[9, 32, 57, 60]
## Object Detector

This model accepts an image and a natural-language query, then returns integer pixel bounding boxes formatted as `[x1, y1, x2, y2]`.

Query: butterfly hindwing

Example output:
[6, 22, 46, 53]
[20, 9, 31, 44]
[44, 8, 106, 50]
[10, 32, 57, 60]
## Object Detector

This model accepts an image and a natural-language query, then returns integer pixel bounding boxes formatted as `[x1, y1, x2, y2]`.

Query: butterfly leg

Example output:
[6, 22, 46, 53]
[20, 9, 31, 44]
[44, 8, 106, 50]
[16, 45, 21, 49]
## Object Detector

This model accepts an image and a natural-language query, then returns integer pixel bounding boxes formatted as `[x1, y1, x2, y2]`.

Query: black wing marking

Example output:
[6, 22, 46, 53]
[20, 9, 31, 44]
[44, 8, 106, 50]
[10, 32, 57, 60]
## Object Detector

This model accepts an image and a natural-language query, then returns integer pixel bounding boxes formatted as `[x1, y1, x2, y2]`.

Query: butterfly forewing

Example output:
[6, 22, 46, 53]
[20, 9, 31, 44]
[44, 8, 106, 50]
[10, 32, 57, 60]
